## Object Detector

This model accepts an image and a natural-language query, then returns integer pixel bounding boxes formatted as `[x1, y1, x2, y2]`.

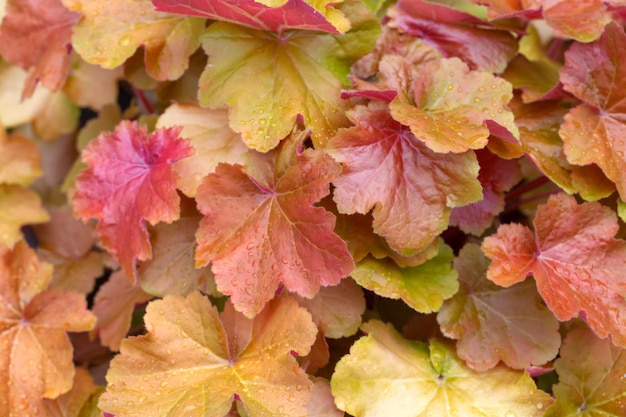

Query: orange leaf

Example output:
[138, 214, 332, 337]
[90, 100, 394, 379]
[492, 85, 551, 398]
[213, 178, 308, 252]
[0, 242, 96, 417]
[99, 292, 317, 417]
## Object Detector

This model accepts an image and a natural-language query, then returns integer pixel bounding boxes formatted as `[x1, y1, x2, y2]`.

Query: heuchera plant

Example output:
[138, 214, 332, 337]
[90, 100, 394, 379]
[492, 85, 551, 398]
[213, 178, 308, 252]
[5, 0, 626, 415]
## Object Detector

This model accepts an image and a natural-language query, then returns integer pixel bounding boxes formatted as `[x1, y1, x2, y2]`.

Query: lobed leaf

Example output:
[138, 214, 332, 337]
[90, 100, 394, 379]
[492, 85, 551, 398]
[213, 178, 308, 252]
[331, 320, 553, 417]
[195, 133, 354, 317]
[544, 326, 626, 416]
[327, 102, 481, 256]
[0, 242, 96, 417]
[73, 121, 194, 279]
[438, 244, 560, 371]
[0, 0, 78, 98]
[482, 193, 626, 346]
[61, 0, 204, 80]
[560, 22, 626, 201]
[99, 292, 317, 417]
[0, 130, 42, 186]
[198, 0, 380, 151]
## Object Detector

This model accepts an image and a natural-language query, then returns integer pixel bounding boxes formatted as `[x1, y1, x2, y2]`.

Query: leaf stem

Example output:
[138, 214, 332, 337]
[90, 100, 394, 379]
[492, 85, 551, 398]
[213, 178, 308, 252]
[133, 87, 154, 115]
[505, 175, 550, 202]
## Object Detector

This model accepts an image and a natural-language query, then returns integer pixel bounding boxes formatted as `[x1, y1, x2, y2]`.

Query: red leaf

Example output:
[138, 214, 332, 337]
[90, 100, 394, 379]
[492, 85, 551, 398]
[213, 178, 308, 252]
[482, 193, 626, 346]
[0, 0, 79, 98]
[73, 121, 194, 279]
[151, 0, 350, 33]
[195, 134, 354, 317]
[327, 102, 481, 256]
[388, 0, 518, 73]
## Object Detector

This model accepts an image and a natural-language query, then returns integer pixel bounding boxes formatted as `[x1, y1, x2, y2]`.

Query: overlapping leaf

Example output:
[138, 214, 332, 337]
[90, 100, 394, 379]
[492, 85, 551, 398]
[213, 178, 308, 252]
[482, 193, 626, 346]
[0, 184, 49, 248]
[152, 0, 351, 33]
[61, 0, 204, 80]
[33, 205, 103, 294]
[195, 133, 354, 317]
[514, 98, 615, 201]
[198, 0, 380, 151]
[44, 368, 104, 417]
[438, 244, 560, 371]
[544, 326, 626, 416]
[560, 22, 626, 201]
[0, 0, 78, 98]
[292, 278, 365, 339]
[156, 103, 247, 197]
[99, 292, 317, 417]
[73, 121, 194, 279]
[0, 242, 96, 417]
[92, 270, 152, 351]
[388, 56, 518, 153]
[138, 216, 216, 297]
[0, 130, 41, 186]
[475, 0, 621, 42]
[450, 149, 521, 235]
[331, 320, 553, 417]
[388, 0, 518, 73]
[327, 102, 481, 256]
[351, 242, 459, 313]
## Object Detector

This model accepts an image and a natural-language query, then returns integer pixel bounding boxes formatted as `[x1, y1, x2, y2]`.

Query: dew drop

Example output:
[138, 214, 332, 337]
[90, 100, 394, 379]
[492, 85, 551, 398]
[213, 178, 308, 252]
[119, 35, 132, 46]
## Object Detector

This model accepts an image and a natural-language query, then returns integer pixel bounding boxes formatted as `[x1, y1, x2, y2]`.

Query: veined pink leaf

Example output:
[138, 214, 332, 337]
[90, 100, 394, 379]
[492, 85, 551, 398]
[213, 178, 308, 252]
[482, 193, 626, 347]
[73, 121, 194, 279]
[327, 102, 481, 256]
[152, 0, 351, 33]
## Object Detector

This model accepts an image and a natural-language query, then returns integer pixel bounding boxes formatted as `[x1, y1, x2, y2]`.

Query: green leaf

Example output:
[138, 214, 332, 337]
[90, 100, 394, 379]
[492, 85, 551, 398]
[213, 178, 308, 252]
[198, 0, 380, 151]
[351, 242, 458, 313]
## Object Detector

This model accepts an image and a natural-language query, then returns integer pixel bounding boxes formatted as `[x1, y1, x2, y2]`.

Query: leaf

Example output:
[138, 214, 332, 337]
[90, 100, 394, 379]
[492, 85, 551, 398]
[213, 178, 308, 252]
[61, 0, 205, 80]
[44, 368, 104, 417]
[99, 292, 317, 417]
[195, 133, 354, 317]
[0, 0, 79, 98]
[152, 0, 351, 33]
[330, 320, 553, 417]
[389, 56, 518, 154]
[138, 216, 217, 297]
[327, 102, 481, 256]
[307, 377, 344, 417]
[388, 0, 518, 73]
[0, 241, 96, 417]
[156, 103, 247, 197]
[482, 193, 626, 347]
[559, 22, 626, 201]
[437, 243, 560, 371]
[198, 0, 380, 151]
[514, 98, 615, 201]
[544, 326, 626, 417]
[63, 55, 123, 111]
[351, 242, 459, 313]
[0, 130, 42, 186]
[450, 149, 521, 235]
[292, 278, 365, 339]
[72, 120, 194, 279]
[0, 184, 49, 248]
[92, 270, 152, 351]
